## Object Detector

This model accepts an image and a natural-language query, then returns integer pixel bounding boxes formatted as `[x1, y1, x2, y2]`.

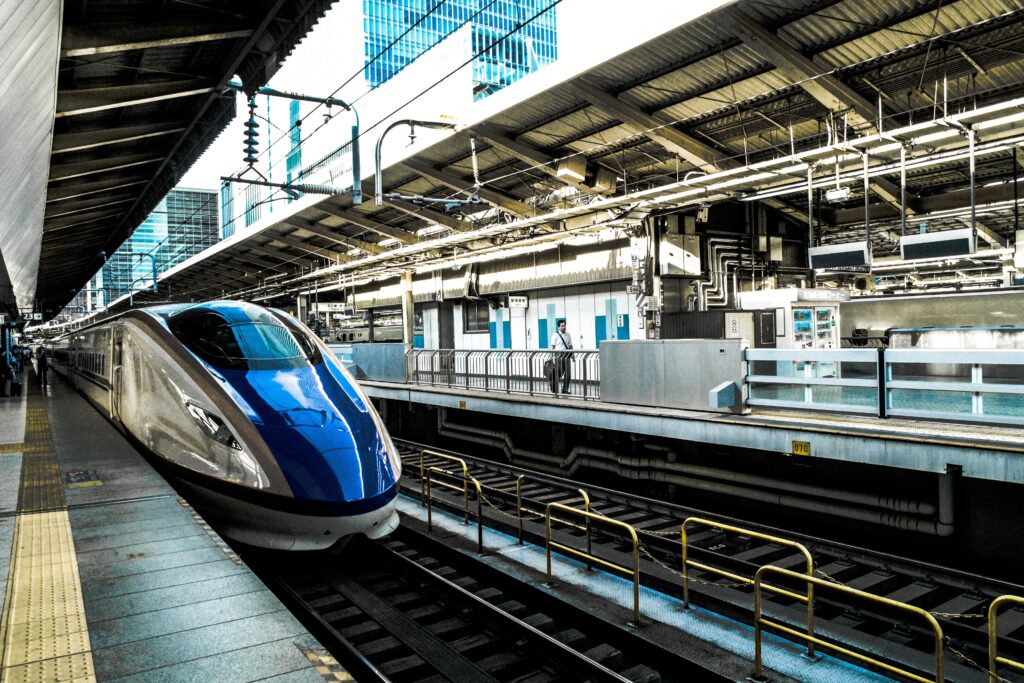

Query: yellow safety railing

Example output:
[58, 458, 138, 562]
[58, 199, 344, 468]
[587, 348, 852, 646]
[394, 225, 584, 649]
[513, 478, 590, 555]
[753, 565, 944, 683]
[545, 502, 641, 626]
[420, 449, 469, 522]
[515, 475, 525, 544]
[989, 594, 1024, 683]
[426, 466, 485, 553]
[681, 517, 816, 657]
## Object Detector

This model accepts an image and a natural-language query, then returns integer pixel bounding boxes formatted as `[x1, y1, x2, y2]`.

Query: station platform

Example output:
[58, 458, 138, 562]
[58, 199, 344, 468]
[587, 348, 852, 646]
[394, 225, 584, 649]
[362, 380, 1024, 484]
[0, 370, 340, 682]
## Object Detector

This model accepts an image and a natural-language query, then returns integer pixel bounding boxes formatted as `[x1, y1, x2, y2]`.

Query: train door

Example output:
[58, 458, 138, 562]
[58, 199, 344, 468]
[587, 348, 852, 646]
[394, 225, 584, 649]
[110, 327, 123, 422]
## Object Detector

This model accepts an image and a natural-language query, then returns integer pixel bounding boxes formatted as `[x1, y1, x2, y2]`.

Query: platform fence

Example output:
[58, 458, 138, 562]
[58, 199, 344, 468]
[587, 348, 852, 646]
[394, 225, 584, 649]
[403, 347, 1024, 425]
[406, 349, 601, 400]
[745, 347, 1024, 425]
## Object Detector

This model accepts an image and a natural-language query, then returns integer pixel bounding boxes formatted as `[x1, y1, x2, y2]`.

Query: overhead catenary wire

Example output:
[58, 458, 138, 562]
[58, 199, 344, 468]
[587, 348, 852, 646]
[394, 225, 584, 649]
[68, 3, 1024, 313]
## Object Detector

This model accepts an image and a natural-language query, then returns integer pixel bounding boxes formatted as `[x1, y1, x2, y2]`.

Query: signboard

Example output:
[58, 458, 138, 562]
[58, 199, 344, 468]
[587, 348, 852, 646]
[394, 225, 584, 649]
[508, 295, 529, 309]
[311, 302, 348, 313]
[791, 440, 811, 457]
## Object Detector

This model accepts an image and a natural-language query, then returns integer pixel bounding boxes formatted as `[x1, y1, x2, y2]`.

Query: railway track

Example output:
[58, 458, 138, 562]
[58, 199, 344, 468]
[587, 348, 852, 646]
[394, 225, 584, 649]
[252, 525, 729, 682]
[398, 439, 1024, 682]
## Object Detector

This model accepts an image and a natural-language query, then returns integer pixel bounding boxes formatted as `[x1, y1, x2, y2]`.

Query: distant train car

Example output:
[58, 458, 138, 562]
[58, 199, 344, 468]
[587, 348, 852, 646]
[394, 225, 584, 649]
[49, 301, 401, 550]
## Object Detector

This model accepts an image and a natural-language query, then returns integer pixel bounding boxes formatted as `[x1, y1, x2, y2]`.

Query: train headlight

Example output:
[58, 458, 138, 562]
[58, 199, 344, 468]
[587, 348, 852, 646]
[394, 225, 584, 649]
[186, 401, 243, 451]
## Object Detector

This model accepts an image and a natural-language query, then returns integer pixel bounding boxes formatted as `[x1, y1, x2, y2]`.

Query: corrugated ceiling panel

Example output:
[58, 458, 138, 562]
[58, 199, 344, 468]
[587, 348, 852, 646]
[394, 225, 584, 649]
[0, 0, 60, 310]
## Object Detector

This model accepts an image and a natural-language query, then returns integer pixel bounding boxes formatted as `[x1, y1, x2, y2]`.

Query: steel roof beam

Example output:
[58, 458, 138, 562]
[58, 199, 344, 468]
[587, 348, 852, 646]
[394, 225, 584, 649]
[473, 123, 601, 195]
[44, 195, 136, 220]
[51, 123, 187, 155]
[727, 8, 878, 130]
[317, 204, 420, 244]
[61, 24, 253, 57]
[382, 197, 472, 232]
[48, 154, 163, 183]
[400, 159, 533, 217]
[830, 178, 1024, 223]
[46, 177, 150, 204]
[279, 217, 385, 255]
[230, 252, 290, 274]
[43, 209, 125, 232]
[272, 232, 351, 263]
[56, 79, 215, 118]
[571, 78, 730, 173]
[245, 243, 315, 268]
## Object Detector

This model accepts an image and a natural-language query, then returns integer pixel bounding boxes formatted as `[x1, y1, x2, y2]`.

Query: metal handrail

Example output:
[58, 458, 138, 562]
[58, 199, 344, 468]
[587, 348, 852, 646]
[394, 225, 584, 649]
[545, 502, 642, 626]
[420, 449, 469, 522]
[426, 466, 484, 553]
[753, 565, 944, 683]
[989, 594, 1024, 682]
[407, 348, 601, 400]
[681, 517, 816, 658]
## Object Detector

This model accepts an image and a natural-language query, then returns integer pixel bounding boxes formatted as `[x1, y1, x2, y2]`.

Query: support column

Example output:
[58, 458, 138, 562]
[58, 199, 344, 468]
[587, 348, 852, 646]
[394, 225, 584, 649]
[402, 270, 414, 351]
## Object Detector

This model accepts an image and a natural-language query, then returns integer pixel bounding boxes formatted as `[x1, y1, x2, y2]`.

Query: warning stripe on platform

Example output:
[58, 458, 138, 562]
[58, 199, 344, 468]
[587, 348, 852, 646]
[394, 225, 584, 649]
[0, 384, 95, 682]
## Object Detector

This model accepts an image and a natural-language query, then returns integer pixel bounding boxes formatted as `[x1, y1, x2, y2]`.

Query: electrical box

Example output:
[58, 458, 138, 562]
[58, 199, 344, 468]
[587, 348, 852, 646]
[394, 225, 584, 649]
[659, 234, 701, 276]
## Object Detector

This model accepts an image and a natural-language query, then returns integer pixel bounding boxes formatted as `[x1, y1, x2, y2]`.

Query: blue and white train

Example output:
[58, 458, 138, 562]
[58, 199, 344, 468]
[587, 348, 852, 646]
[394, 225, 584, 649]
[50, 301, 401, 550]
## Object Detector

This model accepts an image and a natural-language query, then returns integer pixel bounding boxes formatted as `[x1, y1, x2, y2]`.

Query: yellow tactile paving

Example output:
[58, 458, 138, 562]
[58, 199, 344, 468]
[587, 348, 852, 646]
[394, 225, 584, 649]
[0, 387, 95, 683]
[0, 513, 95, 683]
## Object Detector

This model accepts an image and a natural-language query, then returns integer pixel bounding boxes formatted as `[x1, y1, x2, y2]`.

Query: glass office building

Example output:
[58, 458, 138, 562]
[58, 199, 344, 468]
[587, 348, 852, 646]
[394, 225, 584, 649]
[103, 188, 219, 301]
[363, 0, 558, 99]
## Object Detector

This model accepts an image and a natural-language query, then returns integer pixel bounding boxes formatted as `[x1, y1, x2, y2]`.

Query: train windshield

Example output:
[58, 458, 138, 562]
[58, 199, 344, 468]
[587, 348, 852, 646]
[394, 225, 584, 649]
[169, 309, 321, 371]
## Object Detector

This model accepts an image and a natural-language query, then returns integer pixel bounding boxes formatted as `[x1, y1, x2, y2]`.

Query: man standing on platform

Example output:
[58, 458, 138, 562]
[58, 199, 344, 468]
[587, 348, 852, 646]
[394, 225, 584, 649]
[36, 346, 48, 388]
[548, 318, 574, 395]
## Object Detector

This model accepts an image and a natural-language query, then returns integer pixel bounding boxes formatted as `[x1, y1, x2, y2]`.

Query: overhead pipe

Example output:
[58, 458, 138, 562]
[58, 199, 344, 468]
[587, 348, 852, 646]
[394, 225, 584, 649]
[436, 409, 563, 467]
[560, 447, 954, 536]
[635, 444, 936, 515]
[435, 409, 954, 536]
[567, 456, 954, 536]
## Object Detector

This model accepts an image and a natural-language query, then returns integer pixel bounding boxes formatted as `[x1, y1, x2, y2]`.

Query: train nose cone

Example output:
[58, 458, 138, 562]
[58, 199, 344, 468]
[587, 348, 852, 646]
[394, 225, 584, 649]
[226, 366, 398, 506]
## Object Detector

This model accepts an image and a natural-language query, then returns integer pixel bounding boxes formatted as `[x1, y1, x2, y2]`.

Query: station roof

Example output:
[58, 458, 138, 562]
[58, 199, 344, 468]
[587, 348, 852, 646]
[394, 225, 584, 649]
[48, 0, 1024, 317]
[4, 0, 333, 319]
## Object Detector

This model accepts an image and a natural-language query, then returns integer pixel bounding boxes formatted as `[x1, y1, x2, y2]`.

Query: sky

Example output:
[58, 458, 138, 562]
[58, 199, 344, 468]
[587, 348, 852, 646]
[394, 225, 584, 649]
[178, 0, 733, 192]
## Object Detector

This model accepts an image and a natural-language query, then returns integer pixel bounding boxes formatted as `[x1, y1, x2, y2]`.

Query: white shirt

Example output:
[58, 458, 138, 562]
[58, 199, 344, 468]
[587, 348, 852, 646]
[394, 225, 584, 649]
[550, 330, 573, 350]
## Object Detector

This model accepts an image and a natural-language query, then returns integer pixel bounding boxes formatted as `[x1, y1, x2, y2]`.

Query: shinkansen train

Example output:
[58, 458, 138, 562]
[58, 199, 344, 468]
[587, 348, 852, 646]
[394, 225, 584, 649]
[49, 301, 401, 550]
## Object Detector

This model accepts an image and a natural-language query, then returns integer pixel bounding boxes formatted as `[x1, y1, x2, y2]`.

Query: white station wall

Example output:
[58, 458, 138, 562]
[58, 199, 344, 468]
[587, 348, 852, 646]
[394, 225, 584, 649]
[443, 282, 634, 350]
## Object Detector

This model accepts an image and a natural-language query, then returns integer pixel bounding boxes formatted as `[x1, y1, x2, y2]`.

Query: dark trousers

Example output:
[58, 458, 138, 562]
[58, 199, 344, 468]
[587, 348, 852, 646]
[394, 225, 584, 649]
[550, 357, 571, 394]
